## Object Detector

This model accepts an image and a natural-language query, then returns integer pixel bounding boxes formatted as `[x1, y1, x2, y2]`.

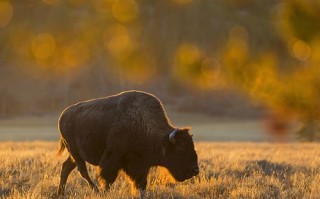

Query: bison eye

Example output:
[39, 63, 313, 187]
[175, 147, 186, 155]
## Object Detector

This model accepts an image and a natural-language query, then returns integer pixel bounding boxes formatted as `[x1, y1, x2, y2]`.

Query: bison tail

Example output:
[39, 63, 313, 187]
[56, 137, 66, 156]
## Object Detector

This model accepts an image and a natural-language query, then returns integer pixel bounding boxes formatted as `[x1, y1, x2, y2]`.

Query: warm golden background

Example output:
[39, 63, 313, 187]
[1, 0, 320, 141]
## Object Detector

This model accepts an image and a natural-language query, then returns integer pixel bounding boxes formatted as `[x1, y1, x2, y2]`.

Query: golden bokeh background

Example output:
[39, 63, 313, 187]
[1, 0, 320, 140]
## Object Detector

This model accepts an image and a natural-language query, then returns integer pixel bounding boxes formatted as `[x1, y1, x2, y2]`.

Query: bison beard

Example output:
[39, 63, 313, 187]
[57, 90, 199, 198]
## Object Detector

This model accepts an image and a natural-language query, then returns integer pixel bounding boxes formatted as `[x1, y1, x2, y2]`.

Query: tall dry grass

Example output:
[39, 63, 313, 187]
[0, 142, 320, 198]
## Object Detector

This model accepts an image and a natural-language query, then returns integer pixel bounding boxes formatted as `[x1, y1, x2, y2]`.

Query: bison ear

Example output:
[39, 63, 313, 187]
[182, 127, 191, 133]
[182, 127, 193, 136]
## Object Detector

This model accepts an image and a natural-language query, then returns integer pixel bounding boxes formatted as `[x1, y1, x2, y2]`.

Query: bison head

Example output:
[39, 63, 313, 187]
[162, 128, 199, 182]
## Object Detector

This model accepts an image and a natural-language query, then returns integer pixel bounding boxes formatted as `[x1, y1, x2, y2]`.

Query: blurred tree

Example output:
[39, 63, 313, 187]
[271, 0, 320, 141]
[221, 0, 320, 141]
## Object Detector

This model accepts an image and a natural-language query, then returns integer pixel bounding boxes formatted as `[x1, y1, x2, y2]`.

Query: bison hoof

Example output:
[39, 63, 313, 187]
[57, 188, 65, 196]
[92, 185, 99, 193]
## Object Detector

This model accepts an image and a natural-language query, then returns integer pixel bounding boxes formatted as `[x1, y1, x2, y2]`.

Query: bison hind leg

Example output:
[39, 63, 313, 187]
[58, 156, 76, 195]
[67, 143, 99, 193]
[76, 159, 99, 193]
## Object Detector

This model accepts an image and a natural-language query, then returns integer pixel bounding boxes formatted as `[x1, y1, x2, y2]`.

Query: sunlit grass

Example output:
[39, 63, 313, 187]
[1, 142, 320, 198]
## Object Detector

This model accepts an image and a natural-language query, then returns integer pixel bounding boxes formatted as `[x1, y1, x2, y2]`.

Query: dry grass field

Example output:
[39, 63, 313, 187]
[0, 142, 320, 199]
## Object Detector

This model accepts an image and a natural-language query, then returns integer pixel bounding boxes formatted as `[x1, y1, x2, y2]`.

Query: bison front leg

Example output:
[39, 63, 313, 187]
[124, 165, 149, 198]
[98, 149, 122, 191]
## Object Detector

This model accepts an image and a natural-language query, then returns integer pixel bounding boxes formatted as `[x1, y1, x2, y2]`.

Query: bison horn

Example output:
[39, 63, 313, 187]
[169, 128, 178, 143]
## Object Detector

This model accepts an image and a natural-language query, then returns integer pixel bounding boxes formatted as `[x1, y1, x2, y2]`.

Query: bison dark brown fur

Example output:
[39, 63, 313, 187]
[57, 90, 199, 197]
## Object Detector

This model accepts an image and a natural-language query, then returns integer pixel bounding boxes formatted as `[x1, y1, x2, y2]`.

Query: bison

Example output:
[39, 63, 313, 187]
[57, 90, 199, 197]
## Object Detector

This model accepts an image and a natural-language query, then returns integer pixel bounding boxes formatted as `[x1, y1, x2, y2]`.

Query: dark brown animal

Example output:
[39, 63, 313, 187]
[57, 90, 199, 197]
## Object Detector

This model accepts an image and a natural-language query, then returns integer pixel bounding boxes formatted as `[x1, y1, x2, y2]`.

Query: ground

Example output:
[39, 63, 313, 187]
[0, 142, 319, 199]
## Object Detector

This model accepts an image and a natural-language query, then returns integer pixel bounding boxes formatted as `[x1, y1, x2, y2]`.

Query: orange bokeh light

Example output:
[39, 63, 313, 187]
[0, 1, 13, 28]
[112, 0, 139, 23]
[31, 33, 56, 60]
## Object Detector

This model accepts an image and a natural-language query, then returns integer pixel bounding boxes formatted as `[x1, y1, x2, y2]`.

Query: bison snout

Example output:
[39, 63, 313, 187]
[192, 168, 199, 176]
[190, 164, 199, 176]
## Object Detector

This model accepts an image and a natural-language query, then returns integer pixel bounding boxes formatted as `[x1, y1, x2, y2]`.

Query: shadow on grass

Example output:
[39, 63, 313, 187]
[0, 188, 11, 198]
[245, 159, 293, 178]
[202, 159, 313, 181]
